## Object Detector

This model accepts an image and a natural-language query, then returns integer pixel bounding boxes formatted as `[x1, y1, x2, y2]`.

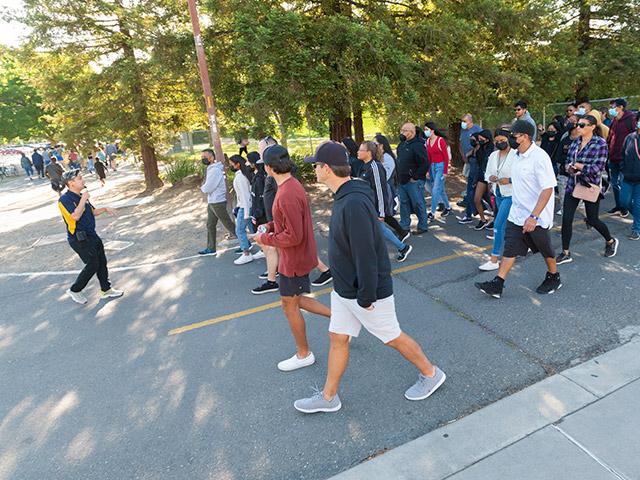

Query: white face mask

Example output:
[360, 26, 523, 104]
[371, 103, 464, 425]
[424, 129, 432, 138]
[577, 107, 587, 116]
[461, 122, 468, 130]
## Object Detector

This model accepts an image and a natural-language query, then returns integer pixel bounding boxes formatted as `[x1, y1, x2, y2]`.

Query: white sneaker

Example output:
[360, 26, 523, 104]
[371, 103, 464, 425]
[66, 288, 88, 304]
[100, 288, 124, 299]
[278, 352, 316, 372]
[253, 250, 266, 260]
[479, 260, 500, 271]
[234, 253, 254, 265]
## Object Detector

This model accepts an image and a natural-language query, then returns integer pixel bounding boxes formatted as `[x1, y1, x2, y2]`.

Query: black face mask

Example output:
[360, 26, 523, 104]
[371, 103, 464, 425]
[201, 158, 209, 166]
[399, 134, 407, 143]
[508, 136, 519, 150]
[495, 141, 509, 151]
[547, 131, 557, 138]
[229, 165, 238, 172]
[470, 138, 478, 147]
[479, 139, 488, 145]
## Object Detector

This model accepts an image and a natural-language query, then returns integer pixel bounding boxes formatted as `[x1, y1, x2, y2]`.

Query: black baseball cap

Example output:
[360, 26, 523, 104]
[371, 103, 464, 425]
[262, 145, 290, 165]
[303, 141, 349, 167]
[612, 98, 627, 108]
[510, 120, 536, 138]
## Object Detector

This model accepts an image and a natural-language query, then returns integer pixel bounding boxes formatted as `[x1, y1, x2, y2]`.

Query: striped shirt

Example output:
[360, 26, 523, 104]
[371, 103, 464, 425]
[565, 136, 609, 197]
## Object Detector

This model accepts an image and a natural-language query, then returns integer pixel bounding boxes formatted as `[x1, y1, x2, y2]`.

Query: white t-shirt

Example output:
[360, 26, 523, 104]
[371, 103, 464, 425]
[508, 143, 557, 228]
[485, 149, 517, 197]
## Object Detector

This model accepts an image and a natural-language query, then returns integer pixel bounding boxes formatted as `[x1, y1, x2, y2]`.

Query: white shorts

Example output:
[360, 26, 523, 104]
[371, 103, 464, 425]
[329, 291, 402, 344]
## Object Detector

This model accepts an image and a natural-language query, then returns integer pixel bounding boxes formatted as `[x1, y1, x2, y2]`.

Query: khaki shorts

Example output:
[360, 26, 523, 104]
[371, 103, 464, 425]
[329, 291, 401, 344]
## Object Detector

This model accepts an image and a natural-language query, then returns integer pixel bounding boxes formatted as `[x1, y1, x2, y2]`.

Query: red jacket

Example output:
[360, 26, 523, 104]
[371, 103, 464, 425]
[260, 176, 318, 277]
[608, 110, 637, 163]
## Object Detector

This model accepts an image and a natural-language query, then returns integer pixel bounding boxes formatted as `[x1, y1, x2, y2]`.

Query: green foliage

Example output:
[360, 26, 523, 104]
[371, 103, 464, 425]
[162, 156, 199, 185]
[291, 154, 316, 185]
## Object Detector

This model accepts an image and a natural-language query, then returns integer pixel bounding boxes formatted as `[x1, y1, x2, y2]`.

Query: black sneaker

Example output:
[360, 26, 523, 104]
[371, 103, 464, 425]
[412, 228, 428, 235]
[427, 212, 435, 222]
[607, 207, 620, 215]
[474, 220, 488, 231]
[475, 277, 504, 299]
[397, 244, 413, 263]
[457, 215, 474, 224]
[398, 230, 411, 243]
[311, 269, 333, 286]
[620, 210, 629, 218]
[251, 281, 279, 295]
[604, 238, 619, 258]
[456, 200, 467, 208]
[437, 203, 445, 212]
[556, 252, 573, 265]
[536, 272, 562, 294]
[629, 231, 640, 241]
[258, 271, 279, 280]
[486, 220, 494, 230]
[440, 208, 451, 218]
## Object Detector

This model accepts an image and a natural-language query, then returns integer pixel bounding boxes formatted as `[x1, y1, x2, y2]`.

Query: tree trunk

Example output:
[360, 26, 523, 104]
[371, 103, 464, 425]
[274, 111, 288, 148]
[449, 121, 464, 169]
[329, 114, 352, 141]
[575, 0, 591, 102]
[353, 105, 364, 143]
[119, 28, 163, 190]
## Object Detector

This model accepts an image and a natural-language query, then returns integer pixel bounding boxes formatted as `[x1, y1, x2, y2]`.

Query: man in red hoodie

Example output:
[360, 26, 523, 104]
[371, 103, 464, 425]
[253, 145, 331, 372]
[607, 98, 637, 217]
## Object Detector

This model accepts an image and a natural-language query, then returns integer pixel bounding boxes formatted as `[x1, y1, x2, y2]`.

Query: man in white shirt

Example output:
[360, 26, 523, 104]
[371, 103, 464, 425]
[199, 148, 236, 255]
[475, 120, 561, 299]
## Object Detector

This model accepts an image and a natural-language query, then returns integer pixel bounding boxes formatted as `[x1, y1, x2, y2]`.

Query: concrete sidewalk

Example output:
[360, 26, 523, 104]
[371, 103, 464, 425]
[331, 337, 640, 480]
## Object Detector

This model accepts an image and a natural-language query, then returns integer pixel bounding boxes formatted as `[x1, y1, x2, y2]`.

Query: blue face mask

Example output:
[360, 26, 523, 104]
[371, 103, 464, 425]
[461, 122, 468, 130]
[424, 129, 432, 138]
[577, 107, 586, 116]
[609, 108, 618, 117]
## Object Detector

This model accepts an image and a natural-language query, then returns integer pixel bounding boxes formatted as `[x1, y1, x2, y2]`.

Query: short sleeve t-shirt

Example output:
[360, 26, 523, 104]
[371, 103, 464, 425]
[58, 191, 97, 240]
[508, 144, 557, 229]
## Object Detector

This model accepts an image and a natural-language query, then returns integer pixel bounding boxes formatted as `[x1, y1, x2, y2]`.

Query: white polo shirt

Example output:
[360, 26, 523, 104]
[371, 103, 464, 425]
[508, 143, 557, 228]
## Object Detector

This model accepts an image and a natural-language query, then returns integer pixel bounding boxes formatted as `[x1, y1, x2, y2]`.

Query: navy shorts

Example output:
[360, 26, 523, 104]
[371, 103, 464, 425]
[279, 274, 311, 297]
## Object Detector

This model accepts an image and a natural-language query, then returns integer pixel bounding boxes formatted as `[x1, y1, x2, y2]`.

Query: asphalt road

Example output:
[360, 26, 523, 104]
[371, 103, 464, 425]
[1, 197, 639, 480]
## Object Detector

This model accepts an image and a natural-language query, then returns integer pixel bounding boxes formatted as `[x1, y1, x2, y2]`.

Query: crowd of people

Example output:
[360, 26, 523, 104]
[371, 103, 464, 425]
[55, 96, 639, 412]
[17, 141, 124, 192]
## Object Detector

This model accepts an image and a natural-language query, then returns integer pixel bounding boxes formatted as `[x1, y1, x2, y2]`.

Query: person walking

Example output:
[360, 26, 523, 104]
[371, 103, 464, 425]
[93, 152, 107, 186]
[475, 120, 561, 299]
[397, 122, 429, 234]
[45, 157, 65, 196]
[540, 121, 564, 177]
[557, 123, 580, 215]
[20, 152, 34, 180]
[512, 100, 538, 142]
[252, 145, 331, 371]
[229, 154, 254, 265]
[479, 128, 517, 271]
[457, 114, 482, 216]
[424, 122, 452, 219]
[357, 141, 412, 262]
[607, 98, 637, 217]
[198, 148, 236, 256]
[342, 137, 363, 178]
[58, 170, 123, 304]
[556, 115, 618, 265]
[620, 114, 640, 240]
[374, 134, 398, 193]
[32, 149, 45, 178]
[293, 141, 446, 413]
[467, 130, 495, 230]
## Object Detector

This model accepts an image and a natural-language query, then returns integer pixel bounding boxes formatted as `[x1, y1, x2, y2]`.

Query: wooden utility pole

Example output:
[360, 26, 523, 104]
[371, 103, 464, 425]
[187, 0, 225, 163]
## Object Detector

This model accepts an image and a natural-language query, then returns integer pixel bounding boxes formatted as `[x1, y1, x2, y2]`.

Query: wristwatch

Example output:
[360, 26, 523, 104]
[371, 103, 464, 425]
[529, 214, 540, 221]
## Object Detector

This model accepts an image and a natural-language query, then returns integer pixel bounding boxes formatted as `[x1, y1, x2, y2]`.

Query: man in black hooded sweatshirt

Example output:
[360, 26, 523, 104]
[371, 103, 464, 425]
[293, 141, 446, 414]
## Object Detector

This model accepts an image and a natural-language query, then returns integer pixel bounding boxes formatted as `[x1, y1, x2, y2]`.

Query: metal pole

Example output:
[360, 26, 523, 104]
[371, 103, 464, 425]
[186, 0, 224, 164]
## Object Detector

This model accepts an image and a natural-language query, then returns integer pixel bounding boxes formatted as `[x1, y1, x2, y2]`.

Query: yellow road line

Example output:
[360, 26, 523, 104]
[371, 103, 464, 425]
[168, 243, 492, 336]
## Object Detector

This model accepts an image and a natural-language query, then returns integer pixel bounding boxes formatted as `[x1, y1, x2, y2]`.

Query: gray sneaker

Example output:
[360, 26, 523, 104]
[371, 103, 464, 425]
[404, 366, 446, 401]
[66, 288, 88, 305]
[294, 389, 342, 413]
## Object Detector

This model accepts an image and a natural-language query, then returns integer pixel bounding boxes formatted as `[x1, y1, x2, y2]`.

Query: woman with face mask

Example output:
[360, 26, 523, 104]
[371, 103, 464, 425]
[424, 122, 452, 219]
[540, 121, 564, 177]
[470, 130, 495, 231]
[479, 128, 517, 271]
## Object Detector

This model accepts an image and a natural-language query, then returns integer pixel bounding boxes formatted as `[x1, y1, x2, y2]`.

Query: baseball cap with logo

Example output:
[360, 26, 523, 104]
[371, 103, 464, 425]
[304, 141, 349, 167]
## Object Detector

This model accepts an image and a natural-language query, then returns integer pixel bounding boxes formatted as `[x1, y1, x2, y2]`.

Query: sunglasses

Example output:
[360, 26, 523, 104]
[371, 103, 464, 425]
[576, 123, 591, 128]
[514, 108, 523, 111]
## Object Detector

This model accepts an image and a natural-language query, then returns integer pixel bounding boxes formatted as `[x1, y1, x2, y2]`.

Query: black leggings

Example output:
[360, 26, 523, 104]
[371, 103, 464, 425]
[385, 216, 405, 236]
[561, 194, 612, 251]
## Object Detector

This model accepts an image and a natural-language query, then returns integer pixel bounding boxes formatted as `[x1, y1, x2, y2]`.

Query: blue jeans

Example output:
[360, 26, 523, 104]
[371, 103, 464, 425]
[381, 221, 405, 251]
[24, 165, 34, 177]
[492, 192, 512, 257]
[464, 161, 478, 216]
[609, 161, 623, 210]
[235, 208, 251, 251]
[620, 181, 640, 233]
[429, 163, 450, 214]
[398, 180, 428, 231]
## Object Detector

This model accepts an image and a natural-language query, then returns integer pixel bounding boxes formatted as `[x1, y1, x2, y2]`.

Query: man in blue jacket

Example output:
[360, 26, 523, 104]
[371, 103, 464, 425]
[293, 142, 446, 413]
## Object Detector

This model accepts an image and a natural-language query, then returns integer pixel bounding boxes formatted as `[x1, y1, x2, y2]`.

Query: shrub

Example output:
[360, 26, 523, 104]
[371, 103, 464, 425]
[163, 157, 199, 185]
[290, 153, 316, 185]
